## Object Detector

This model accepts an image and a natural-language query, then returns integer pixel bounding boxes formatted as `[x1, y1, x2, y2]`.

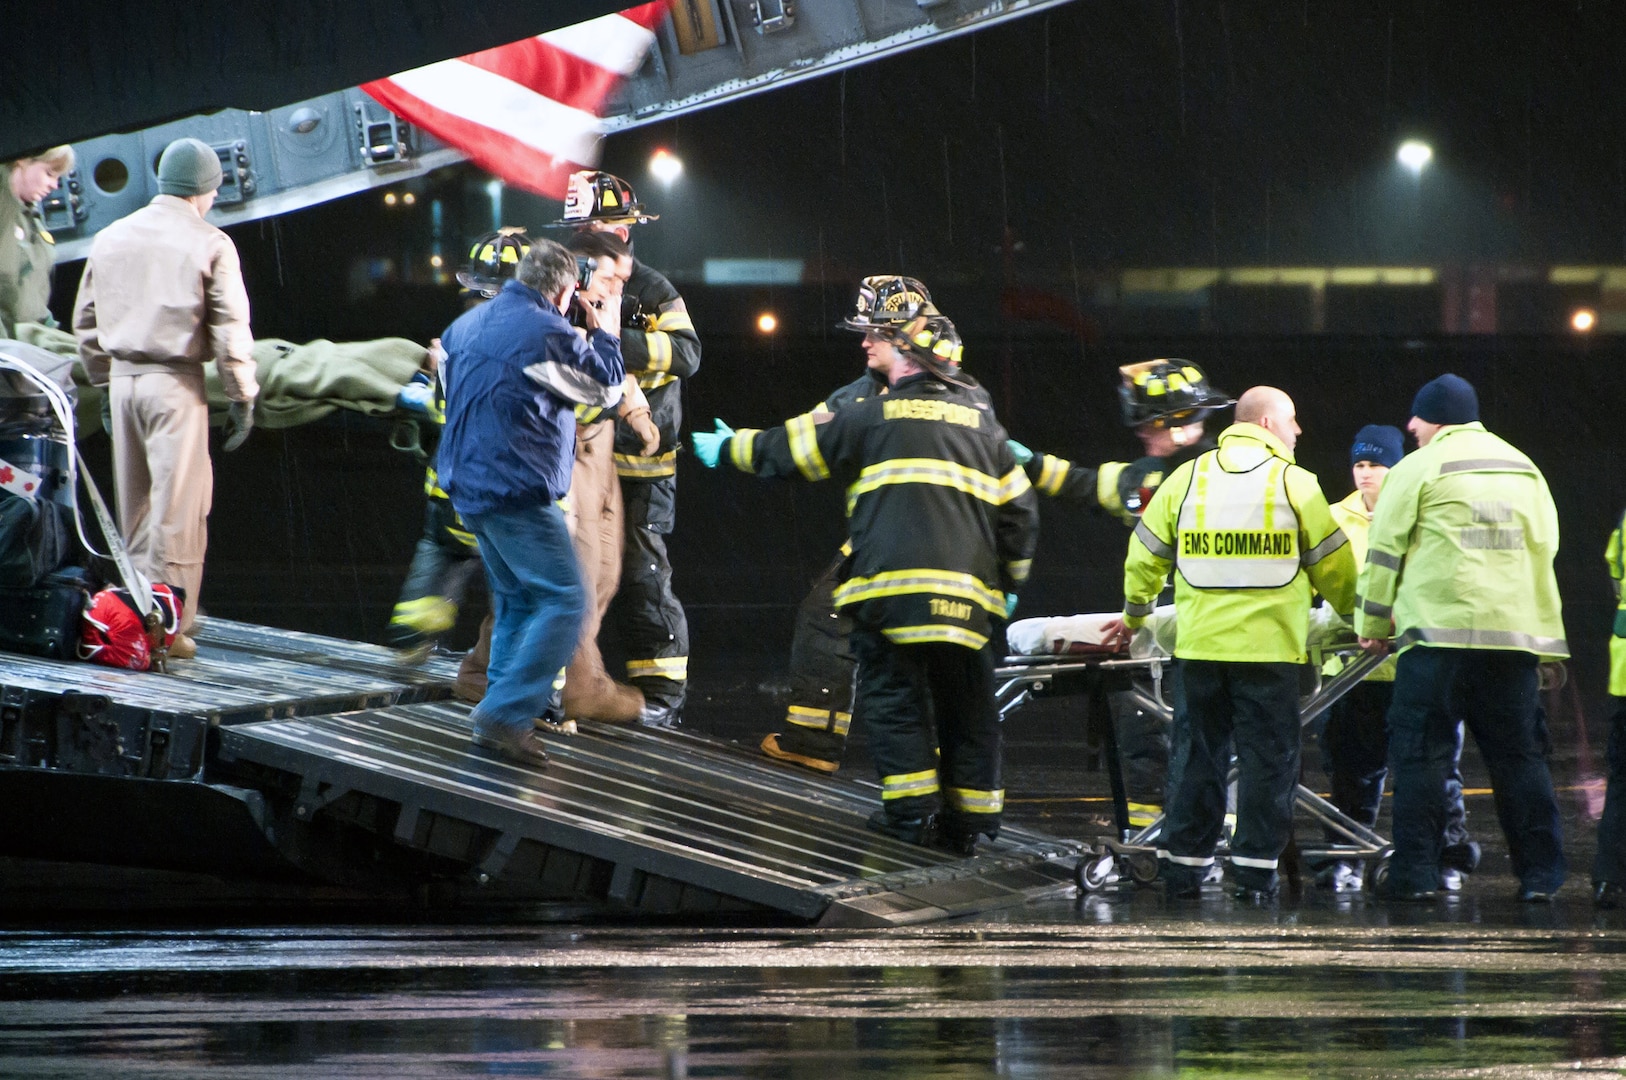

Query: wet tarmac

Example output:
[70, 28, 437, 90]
[3, 671, 1621, 1077]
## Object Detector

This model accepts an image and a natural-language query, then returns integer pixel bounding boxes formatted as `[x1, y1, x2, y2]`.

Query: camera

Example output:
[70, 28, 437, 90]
[566, 256, 601, 329]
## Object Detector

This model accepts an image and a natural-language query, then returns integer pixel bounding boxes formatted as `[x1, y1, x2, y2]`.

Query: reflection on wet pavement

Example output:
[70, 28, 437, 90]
[1, 665, 1618, 1076]
[5, 912, 1626, 1077]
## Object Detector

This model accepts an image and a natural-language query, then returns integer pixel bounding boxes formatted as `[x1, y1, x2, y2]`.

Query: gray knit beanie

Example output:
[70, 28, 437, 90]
[157, 138, 223, 197]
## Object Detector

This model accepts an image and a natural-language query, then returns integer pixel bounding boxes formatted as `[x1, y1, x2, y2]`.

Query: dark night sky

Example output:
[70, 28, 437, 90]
[158, 0, 1626, 350]
[604, 0, 1626, 272]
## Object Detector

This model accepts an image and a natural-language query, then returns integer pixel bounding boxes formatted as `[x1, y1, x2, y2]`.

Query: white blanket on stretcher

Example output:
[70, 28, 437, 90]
[1007, 605, 1354, 659]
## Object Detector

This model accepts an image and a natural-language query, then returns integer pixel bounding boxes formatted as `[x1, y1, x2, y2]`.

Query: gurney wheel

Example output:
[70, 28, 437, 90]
[1076, 853, 1118, 892]
[1367, 854, 1392, 893]
[1126, 852, 1161, 884]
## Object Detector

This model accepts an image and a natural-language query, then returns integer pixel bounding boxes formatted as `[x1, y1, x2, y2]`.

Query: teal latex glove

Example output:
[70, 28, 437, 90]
[691, 418, 736, 469]
[1007, 439, 1034, 466]
[1005, 593, 1019, 618]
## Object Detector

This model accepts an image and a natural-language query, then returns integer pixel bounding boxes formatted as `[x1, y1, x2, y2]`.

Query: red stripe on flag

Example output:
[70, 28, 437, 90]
[361, 77, 580, 198]
[616, 2, 669, 31]
[459, 37, 622, 116]
[362, 2, 670, 198]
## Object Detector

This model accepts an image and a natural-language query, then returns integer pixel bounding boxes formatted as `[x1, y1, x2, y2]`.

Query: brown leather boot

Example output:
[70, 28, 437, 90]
[561, 668, 645, 722]
[453, 613, 493, 703]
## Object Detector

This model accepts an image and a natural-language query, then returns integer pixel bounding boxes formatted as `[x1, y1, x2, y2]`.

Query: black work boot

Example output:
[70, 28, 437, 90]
[865, 809, 937, 846]
[936, 815, 1000, 857]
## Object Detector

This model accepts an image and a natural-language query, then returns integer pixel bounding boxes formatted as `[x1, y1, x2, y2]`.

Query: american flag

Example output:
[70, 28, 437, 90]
[362, 3, 668, 198]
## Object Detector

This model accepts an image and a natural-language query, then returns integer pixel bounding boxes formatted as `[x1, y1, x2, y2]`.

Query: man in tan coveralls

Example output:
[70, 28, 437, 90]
[72, 137, 258, 657]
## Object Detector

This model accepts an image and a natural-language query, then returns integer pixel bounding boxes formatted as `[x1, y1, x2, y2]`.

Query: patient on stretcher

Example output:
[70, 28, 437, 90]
[1007, 604, 1354, 660]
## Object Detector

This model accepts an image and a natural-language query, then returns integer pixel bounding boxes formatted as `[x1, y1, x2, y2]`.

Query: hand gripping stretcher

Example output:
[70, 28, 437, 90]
[994, 610, 1394, 893]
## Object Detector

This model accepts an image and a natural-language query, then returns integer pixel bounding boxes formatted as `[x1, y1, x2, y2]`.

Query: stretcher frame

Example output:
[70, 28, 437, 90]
[994, 644, 1392, 892]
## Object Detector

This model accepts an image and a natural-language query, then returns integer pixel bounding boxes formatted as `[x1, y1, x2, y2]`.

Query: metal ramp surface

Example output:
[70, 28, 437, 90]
[0, 618, 458, 781]
[218, 702, 1082, 927]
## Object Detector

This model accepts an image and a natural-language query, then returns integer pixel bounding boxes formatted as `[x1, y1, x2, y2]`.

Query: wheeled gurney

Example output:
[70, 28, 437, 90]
[995, 611, 1394, 892]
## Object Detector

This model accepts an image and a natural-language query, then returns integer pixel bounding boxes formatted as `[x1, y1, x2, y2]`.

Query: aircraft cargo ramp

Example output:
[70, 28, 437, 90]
[0, 620, 1080, 925]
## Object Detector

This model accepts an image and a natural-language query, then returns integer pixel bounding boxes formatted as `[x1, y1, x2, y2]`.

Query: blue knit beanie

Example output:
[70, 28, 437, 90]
[1350, 424, 1404, 468]
[1410, 373, 1478, 426]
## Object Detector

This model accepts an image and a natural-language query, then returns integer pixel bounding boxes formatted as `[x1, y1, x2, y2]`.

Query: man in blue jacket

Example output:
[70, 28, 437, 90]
[436, 238, 626, 766]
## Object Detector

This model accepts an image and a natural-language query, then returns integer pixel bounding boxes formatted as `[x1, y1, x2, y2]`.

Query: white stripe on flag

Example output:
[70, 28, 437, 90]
[541, 14, 657, 74]
[385, 61, 602, 163]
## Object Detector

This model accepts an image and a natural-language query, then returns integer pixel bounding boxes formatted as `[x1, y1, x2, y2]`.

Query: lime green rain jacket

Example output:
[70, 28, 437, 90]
[1326, 488, 1396, 681]
[1122, 422, 1357, 663]
[1354, 422, 1567, 661]
[1605, 513, 1626, 694]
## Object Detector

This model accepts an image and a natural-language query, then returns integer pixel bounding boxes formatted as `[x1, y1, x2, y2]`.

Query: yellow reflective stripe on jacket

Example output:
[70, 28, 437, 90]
[574, 403, 605, 424]
[1098, 460, 1129, 517]
[448, 525, 478, 550]
[643, 330, 674, 374]
[389, 595, 458, 635]
[1036, 454, 1071, 496]
[637, 371, 678, 392]
[729, 428, 761, 472]
[882, 768, 940, 800]
[945, 787, 1005, 814]
[1005, 558, 1032, 585]
[787, 413, 831, 480]
[615, 450, 678, 478]
[654, 309, 695, 334]
[834, 569, 1005, 616]
[839, 539, 853, 557]
[424, 467, 447, 499]
[846, 458, 1030, 514]
[626, 656, 688, 681]
[882, 624, 991, 650]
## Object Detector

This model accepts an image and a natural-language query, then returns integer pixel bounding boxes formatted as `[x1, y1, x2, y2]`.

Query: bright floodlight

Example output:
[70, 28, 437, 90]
[1572, 307, 1598, 333]
[650, 149, 683, 185]
[757, 312, 778, 334]
[1397, 140, 1433, 174]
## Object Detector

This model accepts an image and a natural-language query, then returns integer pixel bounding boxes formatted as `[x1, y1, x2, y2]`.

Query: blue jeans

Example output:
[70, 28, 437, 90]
[1594, 699, 1626, 886]
[1386, 647, 1566, 894]
[461, 502, 585, 732]
[1161, 660, 1301, 893]
[1319, 680, 1470, 844]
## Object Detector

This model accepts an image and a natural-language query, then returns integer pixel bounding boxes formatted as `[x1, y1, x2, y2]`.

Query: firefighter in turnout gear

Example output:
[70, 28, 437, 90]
[758, 275, 938, 774]
[550, 170, 699, 725]
[1009, 359, 1233, 826]
[386, 229, 531, 661]
[1355, 373, 1567, 902]
[695, 313, 1039, 853]
[1120, 386, 1356, 900]
[1015, 360, 1232, 523]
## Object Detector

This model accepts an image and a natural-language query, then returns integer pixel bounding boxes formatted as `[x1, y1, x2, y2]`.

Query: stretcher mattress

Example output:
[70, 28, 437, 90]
[1008, 604, 1354, 659]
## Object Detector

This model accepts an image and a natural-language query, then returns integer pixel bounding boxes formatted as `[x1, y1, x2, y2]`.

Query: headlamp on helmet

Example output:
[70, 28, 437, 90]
[841, 275, 935, 331]
[457, 227, 531, 298]
[549, 170, 658, 227]
[1117, 359, 1234, 429]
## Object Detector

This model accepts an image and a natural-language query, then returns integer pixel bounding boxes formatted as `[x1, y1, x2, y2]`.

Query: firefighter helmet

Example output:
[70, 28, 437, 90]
[456, 227, 531, 298]
[548, 170, 659, 227]
[1118, 359, 1233, 429]
[840, 275, 935, 331]
[884, 312, 973, 388]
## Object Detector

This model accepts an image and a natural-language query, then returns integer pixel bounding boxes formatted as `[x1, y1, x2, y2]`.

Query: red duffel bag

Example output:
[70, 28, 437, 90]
[79, 583, 184, 671]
